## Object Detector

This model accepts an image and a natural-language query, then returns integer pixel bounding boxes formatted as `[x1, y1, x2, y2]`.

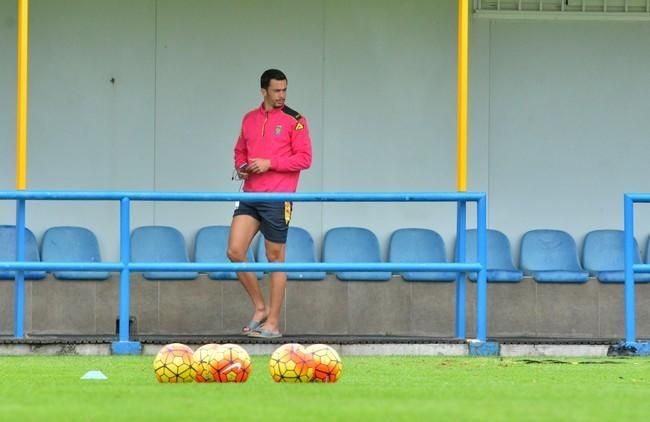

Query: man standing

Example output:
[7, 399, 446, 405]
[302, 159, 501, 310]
[227, 69, 312, 338]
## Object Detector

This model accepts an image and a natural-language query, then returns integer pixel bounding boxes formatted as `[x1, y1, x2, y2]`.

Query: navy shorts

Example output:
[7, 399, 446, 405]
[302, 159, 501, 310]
[233, 201, 293, 243]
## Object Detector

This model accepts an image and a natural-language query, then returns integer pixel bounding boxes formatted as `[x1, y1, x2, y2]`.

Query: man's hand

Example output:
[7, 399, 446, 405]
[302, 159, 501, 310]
[248, 158, 271, 174]
[235, 163, 250, 180]
[236, 168, 249, 179]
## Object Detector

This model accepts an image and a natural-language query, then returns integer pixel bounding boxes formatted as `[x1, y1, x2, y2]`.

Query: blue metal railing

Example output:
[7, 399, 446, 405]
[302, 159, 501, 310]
[623, 193, 650, 343]
[0, 190, 488, 345]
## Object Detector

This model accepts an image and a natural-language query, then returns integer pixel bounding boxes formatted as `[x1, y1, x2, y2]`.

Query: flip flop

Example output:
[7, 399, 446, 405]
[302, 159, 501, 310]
[241, 318, 266, 335]
[248, 328, 282, 339]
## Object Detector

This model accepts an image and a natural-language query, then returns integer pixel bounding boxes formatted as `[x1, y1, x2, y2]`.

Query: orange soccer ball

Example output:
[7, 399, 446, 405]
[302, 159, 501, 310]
[305, 344, 343, 383]
[153, 343, 194, 383]
[268, 343, 315, 383]
[211, 343, 252, 383]
[191, 343, 221, 383]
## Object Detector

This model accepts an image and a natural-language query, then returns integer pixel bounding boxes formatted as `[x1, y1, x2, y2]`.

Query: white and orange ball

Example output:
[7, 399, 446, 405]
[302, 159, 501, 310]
[306, 344, 343, 383]
[268, 343, 315, 383]
[153, 343, 194, 383]
[191, 343, 220, 383]
[211, 343, 252, 383]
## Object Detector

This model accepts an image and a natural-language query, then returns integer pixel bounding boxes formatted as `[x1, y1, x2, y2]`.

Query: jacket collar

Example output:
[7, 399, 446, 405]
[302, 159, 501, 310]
[258, 102, 283, 115]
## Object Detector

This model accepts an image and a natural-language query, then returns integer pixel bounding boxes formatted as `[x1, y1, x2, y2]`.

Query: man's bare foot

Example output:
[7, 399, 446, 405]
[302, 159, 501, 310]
[257, 318, 278, 334]
[252, 307, 269, 323]
[241, 307, 269, 334]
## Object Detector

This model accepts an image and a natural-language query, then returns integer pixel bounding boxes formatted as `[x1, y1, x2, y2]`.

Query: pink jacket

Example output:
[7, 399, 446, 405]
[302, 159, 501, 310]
[234, 103, 312, 193]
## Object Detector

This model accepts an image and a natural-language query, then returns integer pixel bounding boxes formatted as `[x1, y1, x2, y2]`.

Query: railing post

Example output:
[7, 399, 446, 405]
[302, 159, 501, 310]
[119, 197, 130, 342]
[111, 197, 141, 354]
[14, 199, 26, 338]
[455, 201, 467, 339]
[468, 194, 498, 355]
[623, 194, 635, 343]
[476, 195, 488, 342]
[611, 194, 649, 356]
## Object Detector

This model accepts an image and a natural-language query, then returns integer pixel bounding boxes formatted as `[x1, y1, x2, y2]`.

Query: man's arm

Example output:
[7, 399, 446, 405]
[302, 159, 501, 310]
[270, 117, 312, 172]
[234, 125, 248, 169]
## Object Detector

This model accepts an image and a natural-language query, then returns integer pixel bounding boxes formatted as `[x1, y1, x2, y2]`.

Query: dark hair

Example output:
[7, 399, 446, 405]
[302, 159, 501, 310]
[260, 69, 287, 89]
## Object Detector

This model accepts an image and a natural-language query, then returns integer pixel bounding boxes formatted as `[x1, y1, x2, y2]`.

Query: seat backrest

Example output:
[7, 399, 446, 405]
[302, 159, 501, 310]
[464, 229, 517, 271]
[195, 225, 264, 279]
[41, 226, 103, 263]
[131, 226, 190, 262]
[0, 225, 41, 261]
[388, 228, 448, 263]
[256, 226, 318, 264]
[582, 229, 641, 273]
[194, 225, 255, 263]
[322, 227, 382, 263]
[520, 229, 582, 273]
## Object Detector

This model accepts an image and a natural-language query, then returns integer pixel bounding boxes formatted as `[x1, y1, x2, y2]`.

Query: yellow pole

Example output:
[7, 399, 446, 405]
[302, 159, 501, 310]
[16, 0, 29, 190]
[457, 0, 469, 192]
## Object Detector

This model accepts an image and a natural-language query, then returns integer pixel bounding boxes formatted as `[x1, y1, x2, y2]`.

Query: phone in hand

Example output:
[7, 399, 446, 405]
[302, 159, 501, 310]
[234, 163, 249, 180]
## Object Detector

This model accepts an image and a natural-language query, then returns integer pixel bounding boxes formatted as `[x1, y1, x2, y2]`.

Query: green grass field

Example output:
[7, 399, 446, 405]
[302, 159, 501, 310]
[0, 355, 649, 421]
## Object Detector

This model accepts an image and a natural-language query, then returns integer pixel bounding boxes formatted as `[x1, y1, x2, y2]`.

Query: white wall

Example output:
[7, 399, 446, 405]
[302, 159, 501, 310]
[0, 0, 17, 194]
[484, 19, 650, 259]
[321, 0, 458, 248]
[1, 1, 650, 263]
[4, 0, 157, 259]
[151, 0, 326, 245]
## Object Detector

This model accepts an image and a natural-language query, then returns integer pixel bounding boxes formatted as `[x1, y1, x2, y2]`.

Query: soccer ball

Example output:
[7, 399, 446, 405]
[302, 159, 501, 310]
[191, 343, 220, 383]
[305, 344, 343, 383]
[268, 343, 315, 383]
[153, 343, 194, 383]
[211, 343, 252, 383]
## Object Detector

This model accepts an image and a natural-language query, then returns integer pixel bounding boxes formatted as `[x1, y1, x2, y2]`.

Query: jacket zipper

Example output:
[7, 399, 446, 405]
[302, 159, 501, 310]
[262, 112, 268, 137]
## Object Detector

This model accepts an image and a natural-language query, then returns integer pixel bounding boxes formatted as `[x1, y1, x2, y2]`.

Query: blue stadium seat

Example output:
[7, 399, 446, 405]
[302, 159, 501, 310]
[463, 229, 523, 283]
[194, 225, 262, 280]
[41, 226, 110, 280]
[388, 228, 456, 282]
[322, 227, 391, 281]
[520, 229, 588, 283]
[0, 225, 46, 280]
[582, 229, 650, 283]
[131, 226, 197, 280]
[256, 227, 326, 281]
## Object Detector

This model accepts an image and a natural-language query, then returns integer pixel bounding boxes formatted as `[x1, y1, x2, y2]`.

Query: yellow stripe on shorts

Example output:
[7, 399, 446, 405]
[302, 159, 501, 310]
[284, 201, 292, 225]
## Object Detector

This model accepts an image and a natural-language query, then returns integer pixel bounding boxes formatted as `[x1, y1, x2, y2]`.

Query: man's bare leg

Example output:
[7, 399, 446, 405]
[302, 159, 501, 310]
[262, 239, 287, 334]
[227, 215, 268, 328]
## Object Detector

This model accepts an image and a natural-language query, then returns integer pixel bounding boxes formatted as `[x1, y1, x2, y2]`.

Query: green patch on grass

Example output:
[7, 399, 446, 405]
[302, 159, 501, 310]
[0, 356, 648, 421]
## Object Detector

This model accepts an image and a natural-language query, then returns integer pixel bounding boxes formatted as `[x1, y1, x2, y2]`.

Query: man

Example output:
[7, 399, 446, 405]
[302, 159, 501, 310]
[227, 69, 312, 338]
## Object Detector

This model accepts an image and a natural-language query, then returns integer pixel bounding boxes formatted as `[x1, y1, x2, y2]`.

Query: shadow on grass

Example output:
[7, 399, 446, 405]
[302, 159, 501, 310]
[519, 359, 627, 365]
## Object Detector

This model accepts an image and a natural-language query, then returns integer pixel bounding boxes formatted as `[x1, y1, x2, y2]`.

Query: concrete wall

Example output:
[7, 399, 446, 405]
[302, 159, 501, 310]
[2, 274, 649, 338]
